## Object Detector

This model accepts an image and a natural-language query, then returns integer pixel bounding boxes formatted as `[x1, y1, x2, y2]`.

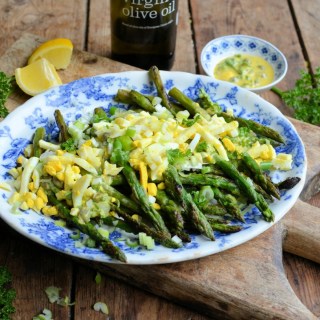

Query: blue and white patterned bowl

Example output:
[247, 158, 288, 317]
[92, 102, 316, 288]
[0, 71, 305, 265]
[200, 35, 288, 93]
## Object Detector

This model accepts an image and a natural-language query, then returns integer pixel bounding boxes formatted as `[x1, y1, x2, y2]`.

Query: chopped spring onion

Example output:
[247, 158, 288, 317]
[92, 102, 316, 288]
[199, 185, 215, 202]
[125, 238, 139, 248]
[151, 96, 162, 106]
[57, 295, 75, 307]
[54, 220, 66, 227]
[93, 302, 109, 314]
[125, 127, 136, 138]
[19, 157, 39, 194]
[115, 135, 133, 151]
[109, 106, 118, 115]
[95, 272, 102, 284]
[200, 166, 212, 174]
[45, 286, 61, 303]
[38, 140, 61, 151]
[73, 119, 87, 130]
[74, 240, 84, 248]
[70, 229, 81, 240]
[260, 161, 272, 171]
[85, 238, 96, 248]
[188, 133, 201, 152]
[45, 286, 74, 307]
[0, 182, 12, 191]
[97, 227, 109, 239]
[138, 232, 155, 250]
[171, 235, 183, 246]
[32, 308, 53, 320]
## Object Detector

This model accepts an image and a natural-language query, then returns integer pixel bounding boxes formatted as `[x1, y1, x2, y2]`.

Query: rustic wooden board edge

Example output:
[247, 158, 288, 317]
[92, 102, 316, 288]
[79, 224, 318, 320]
[282, 199, 320, 263]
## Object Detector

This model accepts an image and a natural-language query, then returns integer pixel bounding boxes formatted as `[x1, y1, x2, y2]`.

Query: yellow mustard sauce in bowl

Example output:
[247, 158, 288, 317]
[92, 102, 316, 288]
[214, 54, 275, 89]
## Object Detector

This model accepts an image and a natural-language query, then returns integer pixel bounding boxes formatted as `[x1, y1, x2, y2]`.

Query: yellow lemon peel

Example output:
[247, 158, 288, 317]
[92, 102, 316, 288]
[28, 38, 73, 70]
[15, 58, 62, 96]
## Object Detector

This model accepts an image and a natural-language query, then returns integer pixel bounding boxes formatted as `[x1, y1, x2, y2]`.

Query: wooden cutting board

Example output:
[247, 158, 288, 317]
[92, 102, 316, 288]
[1, 33, 320, 320]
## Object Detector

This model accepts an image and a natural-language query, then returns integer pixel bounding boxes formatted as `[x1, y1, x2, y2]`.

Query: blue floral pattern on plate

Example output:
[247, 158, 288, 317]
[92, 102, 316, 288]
[0, 71, 306, 264]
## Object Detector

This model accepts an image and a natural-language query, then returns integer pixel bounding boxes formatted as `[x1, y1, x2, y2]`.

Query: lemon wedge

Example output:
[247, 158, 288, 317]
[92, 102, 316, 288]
[15, 58, 62, 96]
[28, 38, 73, 70]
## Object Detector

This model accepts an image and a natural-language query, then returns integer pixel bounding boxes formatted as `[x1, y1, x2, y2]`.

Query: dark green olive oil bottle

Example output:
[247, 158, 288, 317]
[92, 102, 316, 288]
[110, 0, 179, 70]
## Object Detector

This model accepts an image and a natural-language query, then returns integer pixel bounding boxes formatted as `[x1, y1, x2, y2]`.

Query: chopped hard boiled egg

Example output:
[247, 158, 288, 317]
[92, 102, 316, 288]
[248, 141, 276, 160]
[72, 174, 93, 208]
[272, 153, 293, 171]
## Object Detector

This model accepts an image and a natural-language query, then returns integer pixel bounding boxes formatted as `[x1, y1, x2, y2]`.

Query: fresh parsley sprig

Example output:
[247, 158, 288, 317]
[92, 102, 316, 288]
[0, 266, 16, 320]
[0, 71, 15, 118]
[272, 67, 320, 126]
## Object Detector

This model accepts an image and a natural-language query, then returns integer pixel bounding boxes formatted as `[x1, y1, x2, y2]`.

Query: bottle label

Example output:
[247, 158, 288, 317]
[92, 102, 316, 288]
[120, 0, 177, 29]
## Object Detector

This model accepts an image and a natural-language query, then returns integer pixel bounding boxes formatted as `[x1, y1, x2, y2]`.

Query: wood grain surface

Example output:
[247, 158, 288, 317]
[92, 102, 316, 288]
[0, 1, 319, 319]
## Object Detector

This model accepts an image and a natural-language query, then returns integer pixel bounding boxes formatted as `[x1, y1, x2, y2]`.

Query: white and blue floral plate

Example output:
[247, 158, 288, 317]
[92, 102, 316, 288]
[0, 71, 306, 264]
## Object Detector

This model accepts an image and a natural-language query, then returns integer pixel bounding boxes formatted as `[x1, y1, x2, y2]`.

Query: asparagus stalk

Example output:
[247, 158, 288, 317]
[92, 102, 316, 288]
[156, 190, 191, 242]
[192, 87, 284, 143]
[149, 65, 177, 115]
[206, 217, 243, 233]
[163, 164, 214, 240]
[32, 127, 45, 157]
[252, 180, 274, 201]
[111, 145, 171, 237]
[111, 174, 126, 186]
[45, 190, 127, 263]
[110, 203, 182, 249]
[199, 164, 225, 176]
[94, 107, 110, 122]
[102, 184, 140, 213]
[156, 190, 184, 230]
[168, 87, 211, 120]
[123, 162, 170, 235]
[179, 173, 240, 196]
[228, 156, 273, 201]
[199, 202, 228, 217]
[198, 88, 222, 114]
[211, 186, 245, 222]
[54, 109, 71, 142]
[129, 90, 156, 113]
[219, 112, 284, 144]
[276, 177, 301, 190]
[115, 87, 183, 114]
[214, 156, 274, 222]
[241, 152, 280, 200]
[115, 89, 134, 105]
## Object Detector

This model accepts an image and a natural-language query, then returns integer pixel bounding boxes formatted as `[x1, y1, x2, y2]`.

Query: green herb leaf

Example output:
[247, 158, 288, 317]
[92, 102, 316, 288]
[0, 266, 16, 320]
[272, 67, 320, 125]
[182, 114, 200, 127]
[60, 138, 77, 152]
[0, 71, 15, 118]
[195, 141, 208, 152]
[167, 149, 192, 168]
